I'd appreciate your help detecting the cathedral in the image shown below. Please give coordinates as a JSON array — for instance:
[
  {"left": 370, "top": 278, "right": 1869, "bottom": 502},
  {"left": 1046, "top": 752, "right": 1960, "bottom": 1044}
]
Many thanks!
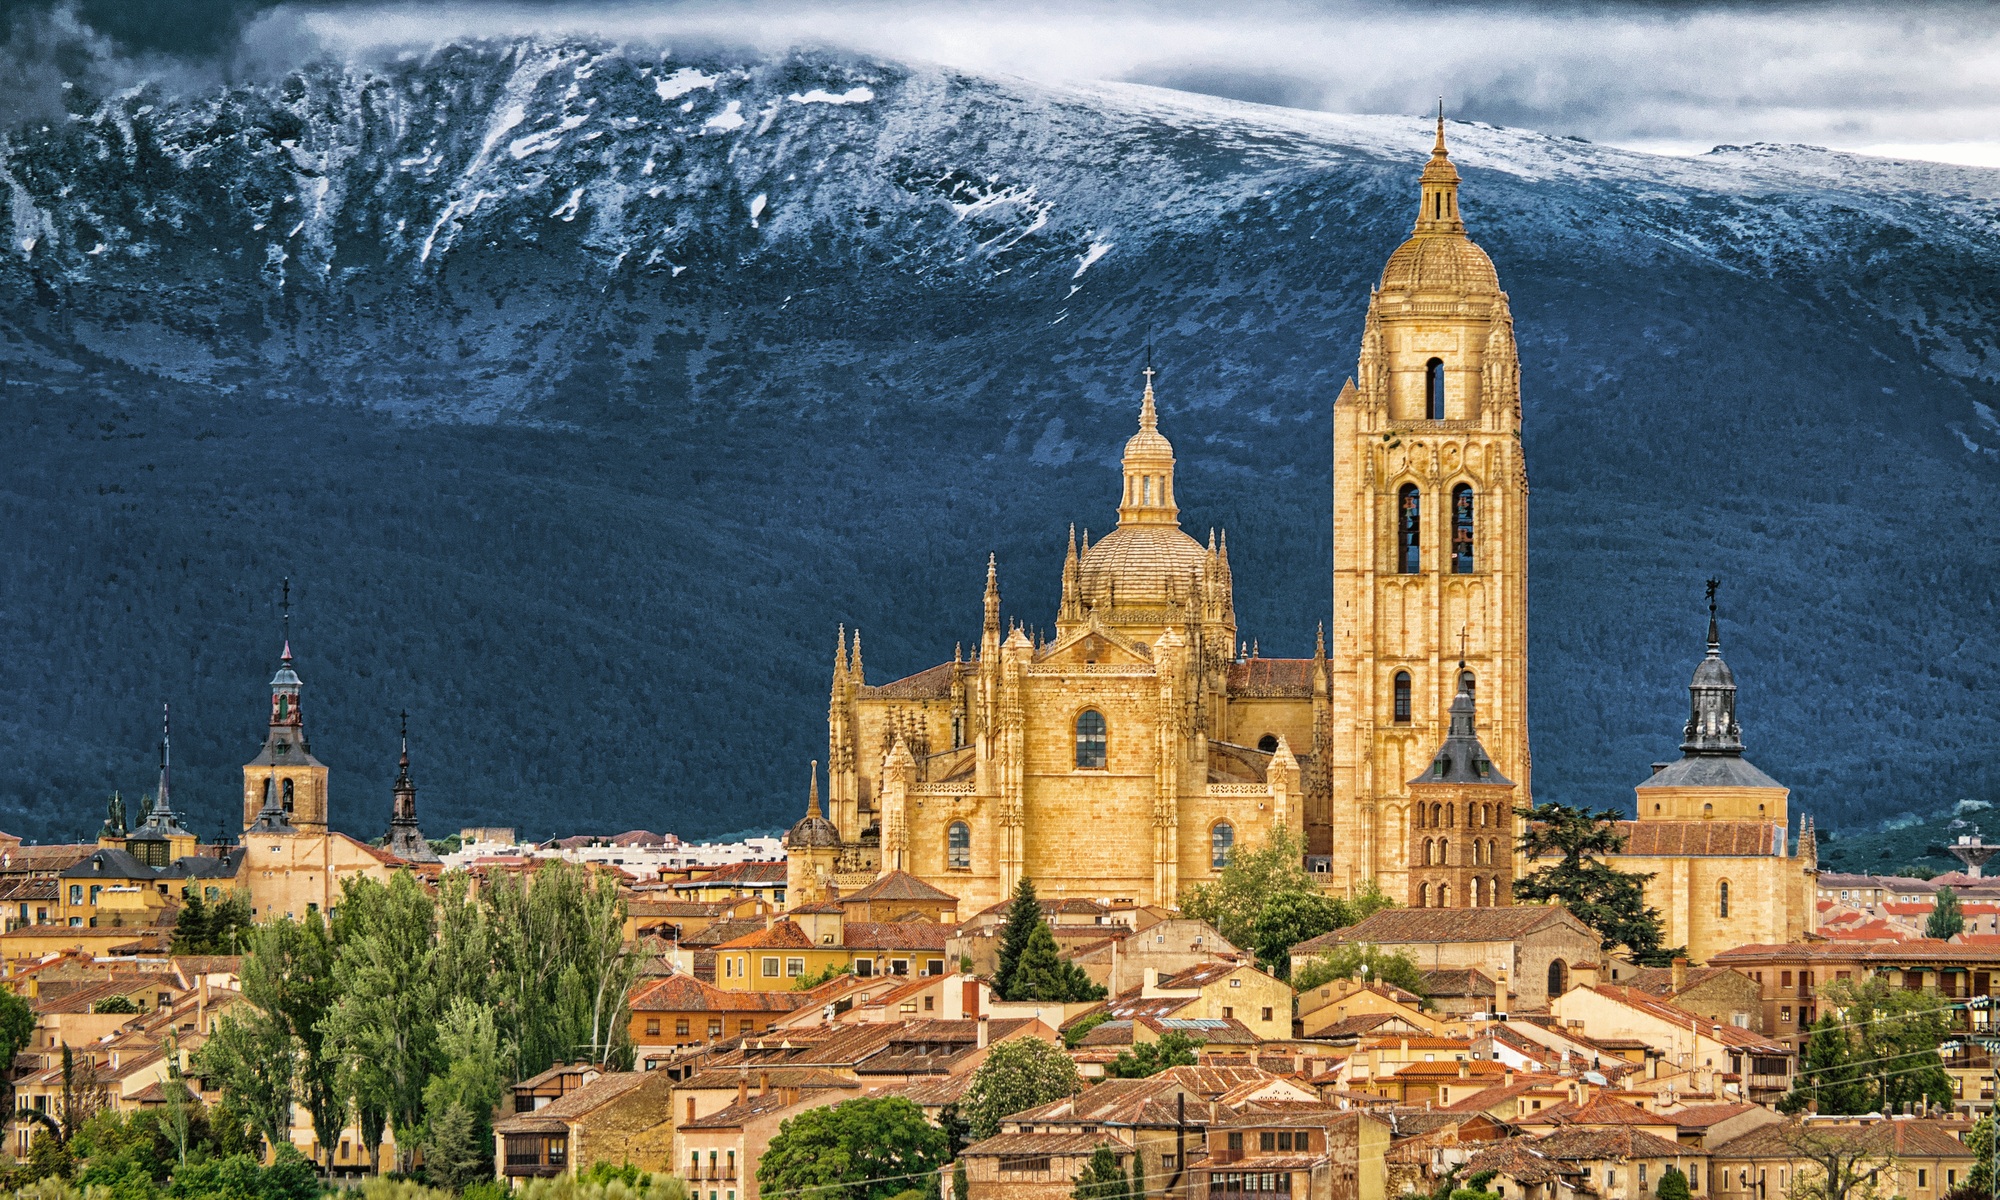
[
  {"left": 787, "top": 117, "right": 1526, "bottom": 914},
  {"left": 785, "top": 118, "right": 1817, "bottom": 941}
]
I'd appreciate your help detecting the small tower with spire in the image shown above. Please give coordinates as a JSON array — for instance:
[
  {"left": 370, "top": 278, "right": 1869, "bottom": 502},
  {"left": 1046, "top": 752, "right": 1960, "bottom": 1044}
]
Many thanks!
[
  {"left": 242, "top": 578, "right": 330, "bottom": 834},
  {"left": 1404, "top": 664, "right": 1517, "bottom": 909},
  {"left": 383, "top": 712, "right": 440, "bottom": 864},
  {"left": 784, "top": 761, "right": 842, "bottom": 907},
  {"left": 127, "top": 702, "right": 198, "bottom": 866}
]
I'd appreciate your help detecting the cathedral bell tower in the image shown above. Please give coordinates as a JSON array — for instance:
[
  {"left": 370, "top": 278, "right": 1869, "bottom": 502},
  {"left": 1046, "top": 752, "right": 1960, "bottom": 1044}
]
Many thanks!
[
  {"left": 1324, "top": 112, "right": 1530, "bottom": 902},
  {"left": 242, "top": 581, "right": 329, "bottom": 834}
]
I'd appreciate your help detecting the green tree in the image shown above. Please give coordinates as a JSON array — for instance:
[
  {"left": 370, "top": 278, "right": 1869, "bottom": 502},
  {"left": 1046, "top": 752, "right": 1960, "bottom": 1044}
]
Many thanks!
[
  {"left": 1105, "top": 1030, "right": 1201, "bottom": 1079},
  {"left": 1513, "top": 802, "right": 1677, "bottom": 964},
  {"left": 1657, "top": 1166, "right": 1692, "bottom": 1200},
  {"left": 962, "top": 1036, "right": 1082, "bottom": 1141},
  {"left": 193, "top": 1012, "right": 294, "bottom": 1155},
  {"left": 1248, "top": 889, "right": 1346, "bottom": 981},
  {"left": 0, "top": 985, "right": 38, "bottom": 1114},
  {"left": 994, "top": 877, "right": 1044, "bottom": 1003},
  {"left": 485, "top": 860, "right": 636, "bottom": 1079},
  {"left": 172, "top": 891, "right": 252, "bottom": 955},
  {"left": 1073, "top": 1145, "right": 1131, "bottom": 1200},
  {"left": 1180, "top": 827, "right": 1320, "bottom": 950},
  {"left": 1062, "top": 1011, "right": 1111, "bottom": 1049},
  {"left": 1008, "top": 922, "right": 1105, "bottom": 1003},
  {"left": 1291, "top": 945, "right": 1428, "bottom": 998},
  {"left": 1780, "top": 1012, "right": 1870, "bottom": 1115},
  {"left": 423, "top": 997, "right": 504, "bottom": 1183},
  {"left": 91, "top": 995, "right": 137, "bottom": 1014},
  {"left": 1927, "top": 887, "right": 1965, "bottom": 940},
  {"left": 237, "top": 909, "right": 343, "bottom": 1166},
  {"left": 794, "top": 961, "right": 854, "bottom": 990},
  {"left": 757, "top": 1097, "right": 949, "bottom": 1200},
  {"left": 325, "top": 870, "right": 442, "bottom": 1170},
  {"left": 1964, "top": 1112, "right": 1995, "bottom": 1196}
]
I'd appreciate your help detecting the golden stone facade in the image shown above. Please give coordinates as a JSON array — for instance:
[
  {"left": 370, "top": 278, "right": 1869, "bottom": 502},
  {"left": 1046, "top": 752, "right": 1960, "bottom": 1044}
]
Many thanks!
[{"left": 789, "top": 119, "right": 1523, "bottom": 914}]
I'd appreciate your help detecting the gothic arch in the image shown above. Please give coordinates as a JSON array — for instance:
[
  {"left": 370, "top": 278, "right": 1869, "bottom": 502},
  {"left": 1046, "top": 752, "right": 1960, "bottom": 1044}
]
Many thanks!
[
  {"left": 947, "top": 822, "right": 971, "bottom": 871},
  {"left": 1073, "top": 708, "right": 1108, "bottom": 769}
]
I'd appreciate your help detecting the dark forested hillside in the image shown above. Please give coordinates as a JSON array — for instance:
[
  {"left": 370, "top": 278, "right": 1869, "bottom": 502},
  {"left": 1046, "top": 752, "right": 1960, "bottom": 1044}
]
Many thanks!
[{"left": 0, "top": 43, "right": 1996, "bottom": 843}]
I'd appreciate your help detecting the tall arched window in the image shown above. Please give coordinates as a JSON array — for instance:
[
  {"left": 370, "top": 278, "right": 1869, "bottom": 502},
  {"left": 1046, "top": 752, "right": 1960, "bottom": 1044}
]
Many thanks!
[
  {"left": 1452, "top": 484, "right": 1475, "bottom": 573},
  {"left": 1439, "top": 839, "right": 1449, "bottom": 865},
  {"left": 1211, "top": 822, "right": 1235, "bottom": 870},
  {"left": 1075, "top": 710, "right": 1107, "bottom": 769},
  {"left": 1417, "top": 883, "right": 1430, "bottom": 908},
  {"left": 1447, "top": 804, "right": 1456, "bottom": 829},
  {"left": 1471, "top": 877, "right": 1483, "bottom": 906},
  {"left": 947, "top": 822, "right": 971, "bottom": 871},
  {"left": 1429, "top": 802, "right": 1441, "bottom": 828},
  {"left": 1398, "top": 485, "right": 1422, "bottom": 573},
  {"left": 1461, "top": 670, "right": 1476, "bottom": 703},
  {"left": 1718, "top": 880, "right": 1731, "bottom": 918},
  {"left": 1394, "top": 672, "right": 1413, "bottom": 723},
  {"left": 1548, "top": 960, "right": 1568, "bottom": 998},
  {"left": 1439, "top": 883, "right": 1452, "bottom": 907},
  {"left": 1425, "top": 358, "right": 1446, "bottom": 420},
  {"left": 1422, "top": 839, "right": 1433, "bottom": 866},
  {"left": 282, "top": 778, "right": 295, "bottom": 813}
]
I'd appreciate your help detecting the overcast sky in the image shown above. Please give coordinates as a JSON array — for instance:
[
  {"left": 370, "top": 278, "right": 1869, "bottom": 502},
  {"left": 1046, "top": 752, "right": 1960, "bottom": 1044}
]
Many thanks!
[{"left": 23, "top": 0, "right": 2000, "bottom": 166}]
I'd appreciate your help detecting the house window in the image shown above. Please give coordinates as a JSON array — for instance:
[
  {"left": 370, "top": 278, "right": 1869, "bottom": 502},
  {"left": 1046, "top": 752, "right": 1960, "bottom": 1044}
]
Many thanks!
[
  {"left": 1261, "top": 1007, "right": 1273, "bottom": 1022},
  {"left": 786, "top": 958, "right": 805, "bottom": 977},
  {"left": 927, "top": 959, "right": 945, "bottom": 976},
  {"left": 1451, "top": 484, "right": 1474, "bottom": 573},
  {"left": 1394, "top": 672, "right": 1412, "bottom": 723},
  {"left": 1211, "top": 822, "right": 1235, "bottom": 869},
  {"left": 708, "top": 1019, "right": 723, "bottom": 1037},
  {"left": 645, "top": 1018, "right": 661, "bottom": 1037},
  {"left": 1781, "top": 1006, "right": 1792, "bottom": 1023},
  {"left": 68, "top": 886, "right": 81, "bottom": 906},
  {"left": 739, "top": 1019, "right": 754, "bottom": 1035},
  {"left": 948, "top": 822, "right": 971, "bottom": 871},
  {"left": 676, "top": 1019, "right": 690, "bottom": 1037},
  {"left": 1075, "top": 710, "right": 1107, "bottom": 769},
  {"left": 1398, "top": 484, "right": 1422, "bottom": 572}
]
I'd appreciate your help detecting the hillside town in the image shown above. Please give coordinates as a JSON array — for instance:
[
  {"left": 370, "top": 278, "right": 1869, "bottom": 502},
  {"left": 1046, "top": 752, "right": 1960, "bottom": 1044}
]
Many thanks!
[{"left": 4, "top": 122, "right": 1991, "bottom": 1200}]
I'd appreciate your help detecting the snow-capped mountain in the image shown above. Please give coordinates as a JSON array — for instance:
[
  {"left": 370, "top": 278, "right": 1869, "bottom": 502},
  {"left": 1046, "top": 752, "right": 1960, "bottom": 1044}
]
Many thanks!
[{"left": 2, "top": 42, "right": 1996, "bottom": 844}]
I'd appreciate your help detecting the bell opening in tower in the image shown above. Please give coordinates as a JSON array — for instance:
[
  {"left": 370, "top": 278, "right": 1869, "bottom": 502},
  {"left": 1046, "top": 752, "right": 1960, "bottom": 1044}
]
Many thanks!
[
  {"left": 1398, "top": 484, "right": 1422, "bottom": 573},
  {"left": 1425, "top": 357, "right": 1445, "bottom": 420}
]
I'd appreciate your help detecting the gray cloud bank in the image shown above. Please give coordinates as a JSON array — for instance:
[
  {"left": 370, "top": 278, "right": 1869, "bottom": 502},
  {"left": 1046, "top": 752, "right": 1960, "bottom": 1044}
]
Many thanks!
[{"left": 10, "top": 0, "right": 2000, "bottom": 165}]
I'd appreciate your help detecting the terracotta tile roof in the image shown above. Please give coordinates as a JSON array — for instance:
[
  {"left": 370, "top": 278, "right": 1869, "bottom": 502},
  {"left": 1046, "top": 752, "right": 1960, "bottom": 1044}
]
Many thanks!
[
  {"left": 1445, "top": 1077, "right": 1570, "bottom": 1113},
  {"left": 1421, "top": 968, "right": 1497, "bottom": 997},
  {"left": 1664, "top": 1103, "right": 1760, "bottom": 1128},
  {"left": 962, "top": 1131, "right": 1124, "bottom": 1157},
  {"left": 685, "top": 861, "right": 788, "bottom": 887},
  {"left": 1101, "top": 994, "right": 1198, "bottom": 1021},
  {"left": 1156, "top": 962, "right": 1249, "bottom": 989},
  {"left": 1516, "top": 1094, "right": 1665, "bottom": 1128},
  {"left": 1711, "top": 1119, "right": 1975, "bottom": 1161},
  {"left": 1296, "top": 906, "right": 1585, "bottom": 954},
  {"left": 686, "top": 918, "right": 774, "bottom": 948},
  {"left": 1464, "top": 1140, "right": 1584, "bottom": 1184},
  {"left": 1610, "top": 821, "right": 1785, "bottom": 857},
  {"left": 716, "top": 920, "right": 815, "bottom": 951},
  {"left": 841, "top": 871, "right": 960, "bottom": 905},
  {"left": 1312, "top": 1014, "right": 1410, "bottom": 1039},
  {"left": 628, "top": 899, "right": 736, "bottom": 918},
  {"left": 492, "top": 1071, "right": 654, "bottom": 1133},
  {"left": 1532, "top": 1126, "right": 1688, "bottom": 1161},
  {"left": 868, "top": 1073, "right": 974, "bottom": 1108},
  {"left": 1584, "top": 986, "right": 1787, "bottom": 1052},
  {"left": 680, "top": 1090, "right": 817, "bottom": 1129},
  {"left": 1227, "top": 658, "right": 1317, "bottom": 698},
  {"left": 629, "top": 975, "right": 807, "bottom": 1013},
  {"left": 680, "top": 1066, "right": 859, "bottom": 1092},
  {"left": 868, "top": 663, "right": 957, "bottom": 700},
  {"left": 0, "top": 845, "right": 96, "bottom": 875},
  {"left": 841, "top": 922, "right": 953, "bottom": 951}
]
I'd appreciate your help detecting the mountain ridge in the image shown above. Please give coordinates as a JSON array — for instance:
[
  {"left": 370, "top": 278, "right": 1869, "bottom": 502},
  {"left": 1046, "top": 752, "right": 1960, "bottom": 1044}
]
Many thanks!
[{"left": 0, "top": 40, "right": 1995, "bottom": 844}]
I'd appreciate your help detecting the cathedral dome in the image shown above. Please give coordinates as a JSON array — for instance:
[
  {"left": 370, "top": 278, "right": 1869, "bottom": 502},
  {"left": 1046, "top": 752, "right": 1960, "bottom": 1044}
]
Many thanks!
[
  {"left": 785, "top": 813, "right": 841, "bottom": 850},
  {"left": 1691, "top": 654, "right": 1736, "bottom": 689},
  {"left": 1379, "top": 234, "right": 1500, "bottom": 295},
  {"left": 1080, "top": 523, "right": 1208, "bottom": 608}
]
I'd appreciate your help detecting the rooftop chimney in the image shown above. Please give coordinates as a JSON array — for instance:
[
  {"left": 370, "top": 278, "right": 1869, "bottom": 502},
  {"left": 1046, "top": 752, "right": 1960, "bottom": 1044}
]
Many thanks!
[
  {"left": 1671, "top": 957, "right": 1689, "bottom": 994},
  {"left": 978, "top": 1014, "right": 990, "bottom": 1049}
]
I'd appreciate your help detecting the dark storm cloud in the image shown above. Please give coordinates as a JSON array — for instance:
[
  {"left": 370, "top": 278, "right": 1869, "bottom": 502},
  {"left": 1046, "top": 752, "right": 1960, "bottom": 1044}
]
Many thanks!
[{"left": 6, "top": 0, "right": 2000, "bottom": 162}]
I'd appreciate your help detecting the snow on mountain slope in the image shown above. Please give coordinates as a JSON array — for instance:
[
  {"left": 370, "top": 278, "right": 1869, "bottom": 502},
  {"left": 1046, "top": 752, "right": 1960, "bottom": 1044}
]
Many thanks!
[{"left": 0, "top": 41, "right": 1995, "bottom": 843}]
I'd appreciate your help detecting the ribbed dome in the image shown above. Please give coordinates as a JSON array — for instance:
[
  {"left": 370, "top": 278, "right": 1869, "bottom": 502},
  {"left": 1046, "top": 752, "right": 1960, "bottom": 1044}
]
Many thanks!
[
  {"left": 1123, "top": 425, "right": 1174, "bottom": 459},
  {"left": 785, "top": 814, "right": 840, "bottom": 849},
  {"left": 1379, "top": 234, "right": 1500, "bottom": 295},
  {"left": 1080, "top": 524, "right": 1208, "bottom": 607},
  {"left": 1691, "top": 655, "right": 1736, "bottom": 688}
]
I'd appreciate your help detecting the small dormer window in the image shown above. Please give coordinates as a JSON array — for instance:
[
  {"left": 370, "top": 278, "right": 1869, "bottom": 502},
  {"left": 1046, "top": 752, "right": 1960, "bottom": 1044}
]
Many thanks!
[{"left": 275, "top": 742, "right": 289, "bottom": 756}]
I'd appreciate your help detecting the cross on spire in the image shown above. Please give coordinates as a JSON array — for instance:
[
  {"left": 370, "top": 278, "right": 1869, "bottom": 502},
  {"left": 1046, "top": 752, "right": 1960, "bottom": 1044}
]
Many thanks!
[
  {"left": 280, "top": 577, "right": 293, "bottom": 662},
  {"left": 1457, "top": 625, "right": 1469, "bottom": 664}
]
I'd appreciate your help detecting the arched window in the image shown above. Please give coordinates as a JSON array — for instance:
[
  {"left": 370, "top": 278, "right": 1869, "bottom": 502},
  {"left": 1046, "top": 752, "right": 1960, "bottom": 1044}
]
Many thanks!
[
  {"left": 1702, "top": 802, "right": 1714, "bottom": 817},
  {"left": 1257, "top": 734, "right": 1279, "bottom": 754},
  {"left": 263, "top": 777, "right": 274, "bottom": 808},
  {"left": 1075, "top": 710, "right": 1107, "bottom": 769},
  {"left": 1422, "top": 839, "right": 1433, "bottom": 866},
  {"left": 1439, "top": 839, "right": 1449, "bottom": 865},
  {"left": 1471, "top": 877, "right": 1483, "bottom": 906},
  {"left": 1395, "top": 672, "right": 1413, "bottom": 723},
  {"left": 1211, "top": 822, "right": 1235, "bottom": 870},
  {"left": 1425, "top": 358, "right": 1445, "bottom": 420},
  {"left": 1447, "top": 804, "right": 1456, "bottom": 829},
  {"left": 1719, "top": 880, "right": 1731, "bottom": 919},
  {"left": 282, "top": 778, "right": 295, "bottom": 813},
  {"left": 947, "top": 822, "right": 971, "bottom": 871},
  {"left": 1398, "top": 485, "right": 1422, "bottom": 573},
  {"left": 1417, "top": 883, "right": 1430, "bottom": 908},
  {"left": 1430, "top": 802, "right": 1442, "bottom": 828},
  {"left": 1439, "top": 883, "right": 1452, "bottom": 907},
  {"left": 1460, "top": 670, "right": 1476, "bottom": 703},
  {"left": 1548, "top": 960, "right": 1568, "bottom": 998},
  {"left": 1452, "top": 484, "right": 1475, "bottom": 573}
]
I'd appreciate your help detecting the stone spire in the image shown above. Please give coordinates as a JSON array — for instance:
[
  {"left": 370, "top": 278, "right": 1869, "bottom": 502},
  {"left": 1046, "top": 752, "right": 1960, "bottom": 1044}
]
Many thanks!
[
  {"left": 850, "top": 628, "right": 864, "bottom": 686},
  {"left": 785, "top": 760, "right": 840, "bottom": 850},
  {"left": 1415, "top": 99, "right": 1466, "bottom": 236},
  {"left": 1059, "top": 525, "right": 1083, "bottom": 624},
  {"left": 247, "top": 767, "right": 296, "bottom": 834},
  {"left": 1681, "top": 578, "right": 1744, "bottom": 755},
  {"left": 384, "top": 710, "right": 440, "bottom": 863},
  {"left": 983, "top": 554, "right": 1001, "bottom": 637},
  {"left": 1411, "top": 672, "right": 1513, "bottom": 787}
]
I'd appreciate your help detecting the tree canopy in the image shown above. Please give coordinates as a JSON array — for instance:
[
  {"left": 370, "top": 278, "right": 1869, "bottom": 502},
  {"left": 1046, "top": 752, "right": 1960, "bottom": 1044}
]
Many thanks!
[
  {"left": 1292, "top": 944, "right": 1427, "bottom": 997},
  {"left": 1779, "top": 977, "right": 1954, "bottom": 1114},
  {"left": 1105, "top": 1031, "right": 1201, "bottom": 1079},
  {"left": 1513, "top": 802, "right": 1678, "bottom": 965},
  {"left": 962, "top": 1037, "right": 1082, "bottom": 1141},
  {"left": 757, "top": 1097, "right": 949, "bottom": 1200},
  {"left": 1927, "top": 887, "right": 1965, "bottom": 940},
  {"left": 1180, "top": 827, "right": 1393, "bottom": 978}
]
